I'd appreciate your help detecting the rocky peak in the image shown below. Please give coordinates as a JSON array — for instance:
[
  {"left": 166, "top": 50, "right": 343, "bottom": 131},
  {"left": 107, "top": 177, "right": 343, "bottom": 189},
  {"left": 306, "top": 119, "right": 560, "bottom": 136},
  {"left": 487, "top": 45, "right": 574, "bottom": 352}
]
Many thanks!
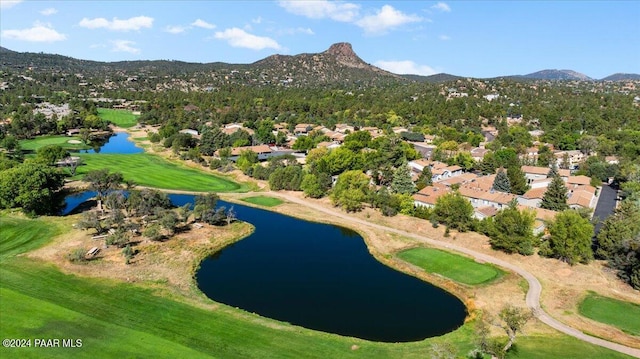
[{"left": 322, "top": 42, "right": 368, "bottom": 69}]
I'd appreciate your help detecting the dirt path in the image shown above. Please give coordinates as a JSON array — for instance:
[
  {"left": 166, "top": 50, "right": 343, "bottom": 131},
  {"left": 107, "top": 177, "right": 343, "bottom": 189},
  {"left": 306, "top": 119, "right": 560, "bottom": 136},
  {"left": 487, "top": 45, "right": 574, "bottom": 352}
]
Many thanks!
[{"left": 269, "top": 191, "right": 640, "bottom": 358}]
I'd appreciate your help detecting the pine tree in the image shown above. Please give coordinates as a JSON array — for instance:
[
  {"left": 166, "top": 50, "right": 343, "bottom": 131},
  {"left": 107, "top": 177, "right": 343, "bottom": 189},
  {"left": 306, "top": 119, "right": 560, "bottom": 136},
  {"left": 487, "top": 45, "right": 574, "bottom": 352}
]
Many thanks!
[
  {"left": 540, "top": 175, "right": 569, "bottom": 211},
  {"left": 492, "top": 169, "right": 511, "bottom": 192},
  {"left": 507, "top": 165, "right": 530, "bottom": 195},
  {"left": 415, "top": 166, "right": 433, "bottom": 190},
  {"left": 391, "top": 164, "right": 416, "bottom": 194},
  {"left": 548, "top": 163, "right": 559, "bottom": 178}
]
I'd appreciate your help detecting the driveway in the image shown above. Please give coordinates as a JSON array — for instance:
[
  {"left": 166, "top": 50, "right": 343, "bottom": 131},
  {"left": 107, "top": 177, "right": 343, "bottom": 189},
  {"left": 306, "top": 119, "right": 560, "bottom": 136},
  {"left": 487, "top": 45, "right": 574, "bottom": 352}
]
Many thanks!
[{"left": 593, "top": 184, "right": 618, "bottom": 234}]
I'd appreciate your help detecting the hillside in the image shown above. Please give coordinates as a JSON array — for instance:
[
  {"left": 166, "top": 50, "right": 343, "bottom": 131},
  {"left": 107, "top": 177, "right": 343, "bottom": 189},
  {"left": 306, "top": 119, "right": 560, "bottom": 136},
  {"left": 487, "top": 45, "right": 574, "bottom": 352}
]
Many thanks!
[
  {"left": 601, "top": 73, "right": 640, "bottom": 81},
  {"left": 522, "top": 69, "right": 593, "bottom": 81}
]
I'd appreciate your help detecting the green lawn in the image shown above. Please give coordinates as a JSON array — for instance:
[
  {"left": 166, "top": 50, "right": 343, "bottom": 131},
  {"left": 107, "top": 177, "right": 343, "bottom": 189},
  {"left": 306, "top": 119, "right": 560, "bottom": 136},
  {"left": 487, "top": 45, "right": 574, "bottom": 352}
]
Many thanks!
[
  {"left": 75, "top": 153, "right": 246, "bottom": 192},
  {"left": 20, "top": 135, "right": 90, "bottom": 152},
  {"left": 397, "top": 247, "right": 503, "bottom": 286},
  {"left": 0, "top": 215, "right": 633, "bottom": 359},
  {"left": 578, "top": 292, "right": 640, "bottom": 336},
  {"left": 0, "top": 216, "right": 63, "bottom": 259},
  {"left": 241, "top": 196, "right": 284, "bottom": 207},
  {"left": 97, "top": 108, "right": 139, "bottom": 128}
]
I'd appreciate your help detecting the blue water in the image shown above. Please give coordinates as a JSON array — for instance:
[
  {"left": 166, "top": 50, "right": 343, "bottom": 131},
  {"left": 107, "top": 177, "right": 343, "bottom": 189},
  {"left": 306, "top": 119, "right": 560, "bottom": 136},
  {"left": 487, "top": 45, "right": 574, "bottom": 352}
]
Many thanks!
[
  {"left": 63, "top": 193, "right": 467, "bottom": 342},
  {"left": 85, "top": 132, "right": 143, "bottom": 154}
]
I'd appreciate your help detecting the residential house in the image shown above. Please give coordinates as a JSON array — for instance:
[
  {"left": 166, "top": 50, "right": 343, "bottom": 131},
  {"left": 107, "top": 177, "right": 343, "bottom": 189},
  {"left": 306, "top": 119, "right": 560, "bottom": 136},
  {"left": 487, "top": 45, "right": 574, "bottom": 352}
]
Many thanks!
[
  {"left": 518, "top": 187, "right": 547, "bottom": 208},
  {"left": 522, "top": 165, "right": 570, "bottom": 183},
  {"left": 413, "top": 185, "right": 451, "bottom": 208},
  {"left": 458, "top": 186, "right": 516, "bottom": 209},
  {"left": 474, "top": 206, "right": 498, "bottom": 220},
  {"left": 409, "top": 142, "right": 437, "bottom": 159},
  {"left": 470, "top": 147, "right": 489, "bottom": 162},
  {"left": 218, "top": 145, "right": 274, "bottom": 162}
]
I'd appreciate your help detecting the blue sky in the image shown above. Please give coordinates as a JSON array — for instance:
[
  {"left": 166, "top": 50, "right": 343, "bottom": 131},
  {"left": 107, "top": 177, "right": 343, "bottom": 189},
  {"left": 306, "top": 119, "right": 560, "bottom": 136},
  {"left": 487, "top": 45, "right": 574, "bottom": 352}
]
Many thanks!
[{"left": 1, "top": 0, "right": 638, "bottom": 79}]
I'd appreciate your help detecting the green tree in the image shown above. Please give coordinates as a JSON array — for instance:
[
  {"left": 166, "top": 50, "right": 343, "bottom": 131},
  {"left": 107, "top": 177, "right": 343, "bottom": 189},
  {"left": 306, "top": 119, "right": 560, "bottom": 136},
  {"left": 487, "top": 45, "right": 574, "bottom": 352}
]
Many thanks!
[
  {"left": 492, "top": 169, "right": 511, "bottom": 192},
  {"left": 330, "top": 170, "right": 370, "bottom": 212},
  {"left": 540, "top": 174, "right": 569, "bottom": 211},
  {"left": 433, "top": 191, "right": 475, "bottom": 232},
  {"left": 236, "top": 149, "right": 258, "bottom": 173},
  {"left": 83, "top": 169, "right": 124, "bottom": 212},
  {"left": 507, "top": 165, "right": 529, "bottom": 195},
  {"left": 390, "top": 164, "right": 416, "bottom": 194},
  {"left": 36, "top": 144, "right": 70, "bottom": 165},
  {"left": 544, "top": 210, "right": 594, "bottom": 265},
  {"left": 301, "top": 173, "right": 325, "bottom": 198},
  {"left": 485, "top": 205, "right": 536, "bottom": 255},
  {"left": 415, "top": 166, "right": 433, "bottom": 190},
  {"left": 269, "top": 165, "right": 303, "bottom": 190},
  {"left": 0, "top": 163, "right": 65, "bottom": 215}
]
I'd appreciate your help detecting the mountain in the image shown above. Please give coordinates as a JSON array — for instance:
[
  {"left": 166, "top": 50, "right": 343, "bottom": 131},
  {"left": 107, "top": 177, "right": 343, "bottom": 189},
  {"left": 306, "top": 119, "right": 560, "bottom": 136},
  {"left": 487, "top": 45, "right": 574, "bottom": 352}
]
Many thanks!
[
  {"left": 0, "top": 43, "right": 404, "bottom": 87},
  {"left": 522, "top": 69, "right": 593, "bottom": 81},
  {"left": 252, "top": 42, "right": 403, "bottom": 85},
  {"left": 601, "top": 73, "right": 640, "bottom": 81}
]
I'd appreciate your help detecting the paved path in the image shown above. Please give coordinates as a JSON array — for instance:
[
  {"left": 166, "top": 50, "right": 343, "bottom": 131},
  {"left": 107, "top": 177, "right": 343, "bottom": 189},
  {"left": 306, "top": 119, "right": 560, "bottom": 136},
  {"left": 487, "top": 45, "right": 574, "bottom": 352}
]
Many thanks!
[{"left": 270, "top": 192, "right": 640, "bottom": 358}]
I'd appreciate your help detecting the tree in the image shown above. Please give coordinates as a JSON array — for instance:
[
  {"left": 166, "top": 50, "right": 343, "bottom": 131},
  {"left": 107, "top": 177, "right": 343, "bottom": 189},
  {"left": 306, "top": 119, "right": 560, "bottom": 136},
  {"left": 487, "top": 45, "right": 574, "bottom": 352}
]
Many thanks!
[
  {"left": 484, "top": 205, "right": 536, "bottom": 255},
  {"left": 433, "top": 191, "right": 475, "bottom": 232},
  {"left": 269, "top": 165, "right": 303, "bottom": 191},
  {"left": 544, "top": 210, "right": 594, "bottom": 265},
  {"left": 497, "top": 305, "right": 532, "bottom": 353},
  {"left": 0, "top": 163, "right": 65, "bottom": 215},
  {"left": 507, "top": 165, "right": 529, "bottom": 195},
  {"left": 301, "top": 173, "right": 326, "bottom": 198},
  {"left": 236, "top": 149, "right": 258, "bottom": 173},
  {"left": 540, "top": 174, "right": 569, "bottom": 211},
  {"left": 83, "top": 169, "right": 124, "bottom": 212},
  {"left": 415, "top": 166, "right": 433, "bottom": 190},
  {"left": 390, "top": 164, "right": 416, "bottom": 194},
  {"left": 330, "top": 170, "right": 370, "bottom": 212},
  {"left": 492, "top": 169, "right": 511, "bottom": 193},
  {"left": 36, "top": 144, "right": 70, "bottom": 165}
]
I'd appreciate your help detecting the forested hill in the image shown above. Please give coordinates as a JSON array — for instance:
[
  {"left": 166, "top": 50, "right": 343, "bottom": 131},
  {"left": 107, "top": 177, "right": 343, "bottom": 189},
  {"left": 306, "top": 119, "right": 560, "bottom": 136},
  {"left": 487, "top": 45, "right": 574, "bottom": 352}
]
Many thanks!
[{"left": 0, "top": 43, "right": 405, "bottom": 87}]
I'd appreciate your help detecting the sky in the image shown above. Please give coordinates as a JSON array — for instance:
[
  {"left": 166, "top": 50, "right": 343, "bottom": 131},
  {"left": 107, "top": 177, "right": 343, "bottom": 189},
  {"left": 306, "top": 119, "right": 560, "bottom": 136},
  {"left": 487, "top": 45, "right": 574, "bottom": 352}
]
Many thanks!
[{"left": 1, "top": 0, "right": 639, "bottom": 79}]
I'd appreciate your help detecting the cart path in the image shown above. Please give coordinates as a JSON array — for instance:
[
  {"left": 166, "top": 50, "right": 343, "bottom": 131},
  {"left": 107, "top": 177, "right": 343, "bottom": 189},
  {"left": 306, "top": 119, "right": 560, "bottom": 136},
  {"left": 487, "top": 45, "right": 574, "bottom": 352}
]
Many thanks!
[{"left": 270, "top": 192, "right": 640, "bottom": 358}]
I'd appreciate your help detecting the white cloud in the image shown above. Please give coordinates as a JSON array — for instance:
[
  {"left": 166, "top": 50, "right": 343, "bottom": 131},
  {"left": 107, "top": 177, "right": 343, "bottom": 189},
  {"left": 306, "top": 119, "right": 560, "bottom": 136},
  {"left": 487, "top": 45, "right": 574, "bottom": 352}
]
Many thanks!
[
  {"left": 278, "top": 0, "right": 360, "bottom": 22},
  {"left": 165, "top": 25, "right": 187, "bottom": 34},
  {"left": 252, "top": 16, "right": 263, "bottom": 24},
  {"left": 110, "top": 40, "right": 140, "bottom": 54},
  {"left": 375, "top": 60, "right": 437, "bottom": 76},
  {"left": 439, "top": 34, "right": 450, "bottom": 40},
  {"left": 79, "top": 16, "right": 153, "bottom": 31},
  {"left": 191, "top": 19, "right": 215, "bottom": 29},
  {"left": 40, "top": 7, "right": 57, "bottom": 16},
  {"left": 356, "top": 5, "right": 421, "bottom": 34},
  {"left": 432, "top": 2, "right": 451, "bottom": 12},
  {"left": 0, "top": 0, "right": 23, "bottom": 9},
  {"left": 278, "top": 27, "right": 315, "bottom": 36},
  {"left": 214, "top": 28, "right": 281, "bottom": 50},
  {"left": 1, "top": 24, "right": 66, "bottom": 42}
]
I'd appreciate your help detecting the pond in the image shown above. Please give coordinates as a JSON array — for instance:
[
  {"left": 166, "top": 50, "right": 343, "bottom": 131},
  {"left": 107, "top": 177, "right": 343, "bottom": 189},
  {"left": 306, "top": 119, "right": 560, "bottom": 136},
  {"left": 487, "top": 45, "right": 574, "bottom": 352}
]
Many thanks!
[
  {"left": 62, "top": 193, "right": 467, "bottom": 342},
  {"left": 85, "top": 132, "right": 143, "bottom": 154}
]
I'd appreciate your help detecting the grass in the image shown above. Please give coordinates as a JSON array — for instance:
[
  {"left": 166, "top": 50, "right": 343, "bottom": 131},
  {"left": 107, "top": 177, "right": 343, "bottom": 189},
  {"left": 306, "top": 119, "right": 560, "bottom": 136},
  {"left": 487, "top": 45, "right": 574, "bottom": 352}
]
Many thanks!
[
  {"left": 20, "top": 135, "right": 90, "bottom": 152},
  {"left": 97, "top": 108, "right": 139, "bottom": 128},
  {"left": 397, "top": 247, "right": 503, "bottom": 286},
  {"left": 0, "top": 215, "right": 634, "bottom": 359},
  {"left": 0, "top": 216, "right": 63, "bottom": 260},
  {"left": 578, "top": 292, "right": 640, "bottom": 336},
  {"left": 241, "top": 196, "right": 284, "bottom": 207},
  {"left": 75, "top": 153, "right": 246, "bottom": 192}
]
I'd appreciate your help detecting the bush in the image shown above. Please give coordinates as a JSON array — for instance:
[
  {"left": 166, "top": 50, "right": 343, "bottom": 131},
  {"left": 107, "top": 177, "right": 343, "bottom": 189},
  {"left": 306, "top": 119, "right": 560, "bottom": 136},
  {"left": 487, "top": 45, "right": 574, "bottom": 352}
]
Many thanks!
[{"left": 67, "top": 248, "right": 87, "bottom": 263}]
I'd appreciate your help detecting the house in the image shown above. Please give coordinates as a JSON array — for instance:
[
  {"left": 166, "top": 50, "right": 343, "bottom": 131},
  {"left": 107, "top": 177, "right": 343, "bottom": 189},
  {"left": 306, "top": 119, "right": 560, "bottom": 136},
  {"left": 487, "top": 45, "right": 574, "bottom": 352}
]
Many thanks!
[
  {"left": 407, "top": 159, "right": 432, "bottom": 174},
  {"left": 458, "top": 186, "right": 516, "bottom": 209},
  {"left": 470, "top": 147, "right": 489, "bottom": 162},
  {"left": 413, "top": 185, "right": 450, "bottom": 208},
  {"left": 474, "top": 206, "right": 498, "bottom": 220},
  {"left": 294, "top": 124, "right": 314, "bottom": 135},
  {"left": 437, "top": 173, "right": 479, "bottom": 188},
  {"left": 522, "top": 165, "right": 570, "bottom": 183},
  {"left": 566, "top": 175, "right": 591, "bottom": 186},
  {"left": 518, "top": 187, "right": 547, "bottom": 208},
  {"left": 218, "top": 145, "right": 274, "bottom": 162},
  {"left": 409, "top": 142, "right": 437, "bottom": 159},
  {"left": 334, "top": 123, "right": 355, "bottom": 134},
  {"left": 462, "top": 174, "right": 496, "bottom": 192},
  {"left": 431, "top": 163, "right": 463, "bottom": 181},
  {"left": 223, "top": 123, "right": 255, "bottom": 136},
  {"left": 518, "top": 206, "right": 558, "bottom": 234},
  {"left": 554, "top": 150, "right": 585, "bottom": 169},
  {"left": 530, "top": 177, "right": 552, "bottom": 189},
  {"left": 179, "top": 129, "right": 199, "bottom": 137}
]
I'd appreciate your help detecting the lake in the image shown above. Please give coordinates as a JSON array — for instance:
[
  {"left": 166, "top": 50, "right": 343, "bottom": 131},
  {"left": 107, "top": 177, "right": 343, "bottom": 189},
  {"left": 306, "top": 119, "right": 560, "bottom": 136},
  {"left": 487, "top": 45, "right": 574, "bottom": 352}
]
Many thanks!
[
  {"left": 62, "top": 193, "right": 467, "bottom": 342},
  {"left": 85, "top": 132, "right": 143, "bottom": 154}
]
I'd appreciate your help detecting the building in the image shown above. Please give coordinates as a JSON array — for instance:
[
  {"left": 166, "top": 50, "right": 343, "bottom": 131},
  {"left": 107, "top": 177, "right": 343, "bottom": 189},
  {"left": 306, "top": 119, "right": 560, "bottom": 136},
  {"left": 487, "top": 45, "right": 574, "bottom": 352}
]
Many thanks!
[{"left": 413, "top": 185, "right": 450, "bottom": 208}]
